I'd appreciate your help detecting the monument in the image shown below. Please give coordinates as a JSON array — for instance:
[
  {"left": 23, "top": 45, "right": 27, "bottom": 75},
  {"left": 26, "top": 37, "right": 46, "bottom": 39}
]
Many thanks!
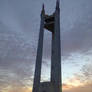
[{"left": 32, "top": 0, "right": 61, "bottom": 92}]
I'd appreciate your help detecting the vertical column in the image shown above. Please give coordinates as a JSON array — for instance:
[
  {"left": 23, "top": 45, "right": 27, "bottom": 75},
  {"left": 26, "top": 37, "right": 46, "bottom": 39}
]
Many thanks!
[
  {"left": 32, "top": 5, "right": 45, "bottom": 92},
  {"left": 51, "top": 0, "right": 61, "bottom": 92}
]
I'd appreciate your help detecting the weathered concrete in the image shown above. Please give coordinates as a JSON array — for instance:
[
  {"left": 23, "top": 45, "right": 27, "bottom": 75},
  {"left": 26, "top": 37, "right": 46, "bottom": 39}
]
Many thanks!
[
  {"left": 32, "top": 0, "right": 61, "bottom": 92},
  {"left": 39, "top": 82, "right": 54, "bottom": 92},
  {"left": 32, "top": 6, "right": 45, "bottom": 92},
  {"left": 51, "top": 1, "right": 61, "bottom": 92}
]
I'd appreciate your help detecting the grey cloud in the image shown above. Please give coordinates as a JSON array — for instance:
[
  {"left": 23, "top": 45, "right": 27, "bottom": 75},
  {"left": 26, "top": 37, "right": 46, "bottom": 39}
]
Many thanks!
[
  {"left": 0, "top": 0, "right": 92, "bottom": 91},
  {"left": 80, "top": 63, "right": 92, "bottom": 81},
  {"left": 62, "top": 5, "right": 92, "bottom": 56}
]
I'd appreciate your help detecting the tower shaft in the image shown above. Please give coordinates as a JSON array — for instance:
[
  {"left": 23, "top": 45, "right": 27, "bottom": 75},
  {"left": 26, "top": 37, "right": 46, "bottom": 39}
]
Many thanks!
[
  {"left": 51, "top": 5, "right": 61, "bottom": 92},
  {"left": 32, "top": 10, "right": 44, "bottom": 92}
]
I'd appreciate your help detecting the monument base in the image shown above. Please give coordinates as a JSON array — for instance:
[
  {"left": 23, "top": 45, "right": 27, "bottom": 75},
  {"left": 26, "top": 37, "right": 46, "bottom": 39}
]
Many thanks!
[{"left": 39, "top": 82, "right": 54, "bottom": 92}]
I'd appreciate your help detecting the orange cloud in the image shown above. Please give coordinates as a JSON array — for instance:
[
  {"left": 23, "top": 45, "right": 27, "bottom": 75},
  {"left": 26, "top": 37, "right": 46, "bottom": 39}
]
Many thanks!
[
  {"left": 1, "top": 86, "right": 32, "bottom": 92},
  {"left": 62, "top": 75, "right": 92, "bottom": 92},
  {"left": 63, "top": 76, "right": 84, "bottom": 90},
  {"left": 62, "top": 83, "right": 74, "bottom": 90},
  {"left": 63, "top": 83, "right": 92, "bottom": 92}
]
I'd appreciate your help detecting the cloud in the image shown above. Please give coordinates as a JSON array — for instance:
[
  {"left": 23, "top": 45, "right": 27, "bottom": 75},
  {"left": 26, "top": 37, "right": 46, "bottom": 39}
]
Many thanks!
[
  {"left": 62, "top": 62, "right": 92, "bottom": 92},
  {"left": 63, "top": 83, "right": 92, "bottom": 92},
  {"left": 77, "top": 62, "right": 92, "bottom": 82},
  {"left": 63, "top": 74, "right": 92, "bottom": 92},
  {"left": 62, "top": 13, "right": 92, "bottom": 56},
  {"left": 0, "top": 0, "right": 92, "bottom": 91}
]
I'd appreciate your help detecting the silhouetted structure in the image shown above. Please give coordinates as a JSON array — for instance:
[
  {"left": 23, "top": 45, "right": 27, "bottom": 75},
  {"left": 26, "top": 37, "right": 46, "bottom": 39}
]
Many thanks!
[{"left": 32, "top": 0, "right": 61, "bottom": 92}]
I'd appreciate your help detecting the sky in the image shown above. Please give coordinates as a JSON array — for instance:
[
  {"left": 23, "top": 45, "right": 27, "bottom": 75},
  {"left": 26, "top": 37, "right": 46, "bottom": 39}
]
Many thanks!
[{"left": 0, "top": 0, "right": 92, "bottom": 92}]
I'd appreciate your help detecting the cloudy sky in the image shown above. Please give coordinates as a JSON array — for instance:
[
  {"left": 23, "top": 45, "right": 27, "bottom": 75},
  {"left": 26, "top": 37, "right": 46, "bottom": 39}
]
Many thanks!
[{"left": 0, "top": 0, "right": 92, "bottom": 92}]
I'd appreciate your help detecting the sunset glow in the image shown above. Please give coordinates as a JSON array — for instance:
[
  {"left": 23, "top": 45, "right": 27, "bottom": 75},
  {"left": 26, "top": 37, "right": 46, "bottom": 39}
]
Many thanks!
[{"left": 63, "top": 77, "right": 84, "bottom": 90}]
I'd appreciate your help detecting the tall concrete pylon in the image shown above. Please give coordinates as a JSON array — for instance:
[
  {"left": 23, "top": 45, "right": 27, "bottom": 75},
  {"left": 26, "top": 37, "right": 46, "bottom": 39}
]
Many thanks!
[
  {"left": 32, "top": 0, "right": 61, "bottom": 92},
  {"left": 51, "top": 0, "right": 61, "bottom": 92}
]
